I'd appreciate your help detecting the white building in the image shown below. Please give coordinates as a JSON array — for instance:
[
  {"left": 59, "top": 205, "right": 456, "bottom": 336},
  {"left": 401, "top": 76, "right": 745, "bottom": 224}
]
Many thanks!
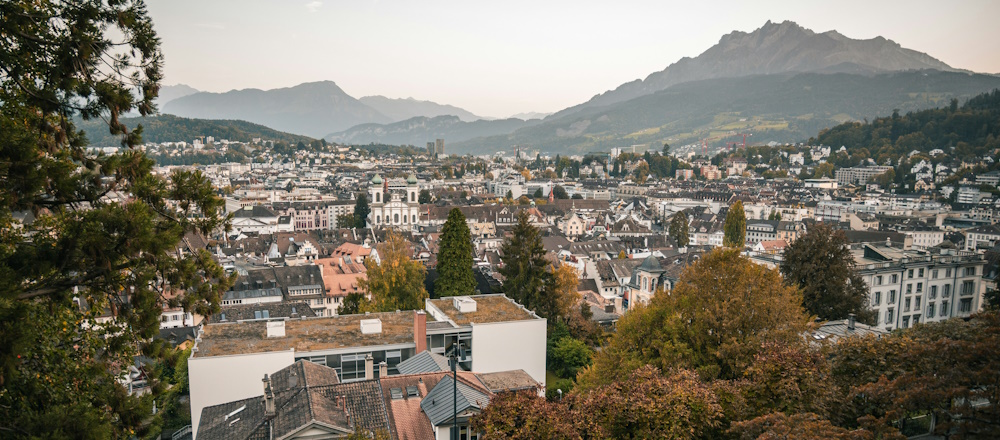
[
  {"left": 368, "top": 174, "right": 421, "bottom": 228},
  {"left": 188, "top": 295, "right": 546, "bottom": 436}
]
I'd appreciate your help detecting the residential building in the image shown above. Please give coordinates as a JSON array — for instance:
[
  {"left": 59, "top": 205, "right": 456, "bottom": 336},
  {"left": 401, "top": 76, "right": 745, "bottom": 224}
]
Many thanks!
[
  {"left": 965, "top": 224, "right": 1000, "bottom": 251},
  {"left": 835, "top": 166, "right": 893, "bottom": 186}
]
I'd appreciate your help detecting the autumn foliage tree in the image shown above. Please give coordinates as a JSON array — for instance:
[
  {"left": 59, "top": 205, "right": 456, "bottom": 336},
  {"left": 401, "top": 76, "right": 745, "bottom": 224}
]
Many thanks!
[{"left": 358, "top": 230, "right": 428, "bottom": 311}]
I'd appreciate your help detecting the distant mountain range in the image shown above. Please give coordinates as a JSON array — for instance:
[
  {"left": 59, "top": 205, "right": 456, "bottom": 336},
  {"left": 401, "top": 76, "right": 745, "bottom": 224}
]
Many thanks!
[
  {"left": 326, "top": 115, "right": 540, "bottom": 146},
  {"left": 151, "top": 20, "right": 1000, "bottom": 154},
  {"left": 78, "top": 114, "right": 313, "bottom": 147}
]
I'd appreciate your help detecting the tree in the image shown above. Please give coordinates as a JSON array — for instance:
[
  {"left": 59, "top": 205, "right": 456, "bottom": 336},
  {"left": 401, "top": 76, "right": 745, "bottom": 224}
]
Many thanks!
[
  {"left": 358, "top": 230, "right": 427, "bottom": 311},
  {"left": 768, "top": 210, "right": 783, "bottom": 221},
  {"left": 781, "top": 223, "right": 872, "bottom": 322},
  {"left": 548, "top": 337, "right": 593, "bottom": 379},
  {"left": 336, "top": 214, "right": 355, "bottom": 229},
  {"left": 577, "top": 248, "right": 808, "bottom": 387},
  {"left": 353, "top": 192, "right": 370, "bottom": 228},
  {"left": 499, "top": 211, "right": 551, "bottom": 316},
  {"left": 669, "top": 212, "right": 690, "bottom": 247},
  {"left": 533, "top": 188, "right": 543, "bottom": 198},
  {"left": 337, "top": 292, "right": 368, "bottom": 315},
  {"left": 436, "top": 208, "right": 476, "bottom": 297},
  {"left": 724, "top": 200, "right": 747, "bottom": 247},
  {"left": 418, "top": 189, "right": 432, "bottom": 204},
  {"left": 663, "top": 143, "right": 671, "bottom": 155},
  {"left": 730, "top": 413, "right": 874, "bottom": 440},
  {"left": 552, "top": 185, "right": 569, "bottom": 199},
  {"left": 472, "top": 391, "right": 580, "bottom": 439},
  {"left": 813, "top": 163, "right": 836, "bottom": 179},
  {"left": 1, "top": 1, "right": 233, "bottom": 437}
]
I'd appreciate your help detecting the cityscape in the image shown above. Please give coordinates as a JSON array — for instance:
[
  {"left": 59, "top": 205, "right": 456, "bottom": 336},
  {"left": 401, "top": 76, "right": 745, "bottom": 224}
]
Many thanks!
[{"left": 2, "top": 1, "right": 1000, "bottom": 440}]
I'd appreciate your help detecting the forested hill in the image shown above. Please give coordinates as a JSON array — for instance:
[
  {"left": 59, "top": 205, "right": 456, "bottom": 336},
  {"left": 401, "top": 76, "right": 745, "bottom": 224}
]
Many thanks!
[
  {"left": 814, "top": 89, "right": 1000, "bottom": 163},
  {"left": 78, "top": 114, "right": 314, "bottom": 147}
]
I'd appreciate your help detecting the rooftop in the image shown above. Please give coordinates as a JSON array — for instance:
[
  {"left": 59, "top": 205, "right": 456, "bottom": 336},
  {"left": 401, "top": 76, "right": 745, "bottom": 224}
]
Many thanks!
[
  {"left": 194, "top": 311, "right": 421, "bottom": 357},
  {"left": 427, "top": 295, "right": 539, "bottom": 326}
]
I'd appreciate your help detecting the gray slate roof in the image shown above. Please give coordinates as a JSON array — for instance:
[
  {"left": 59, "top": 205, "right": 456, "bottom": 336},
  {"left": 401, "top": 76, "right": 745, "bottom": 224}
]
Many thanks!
[
  {"left": 396, "top": 351, "right": 453, "bottom": 375},
  {"left": 419, "top": 375, "right": 489, "bottom": 426}
]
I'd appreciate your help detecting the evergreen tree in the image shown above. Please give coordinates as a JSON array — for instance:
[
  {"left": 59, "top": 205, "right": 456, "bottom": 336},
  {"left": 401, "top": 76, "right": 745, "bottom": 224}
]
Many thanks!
[
  {"left": 436, "top": 208, "right": 476, "bottom": 297},
  {"left": 723, "top": 200, "right": 747, "bottom": 247},
  {"left": 418, "top": 189, "right": 432, "bottom": 204},
  {"left": 781, "top": 223, "right": 873, "bottom": 322},
  {"left": 0, "top": 1, "right": 233, "bottom": 436},
  {"left": 354, "top": 192, "right": 370, "bottom": 228},
  {"left": 499, "top": 211, "right": 552, "bottom": 315},
  {"left": 669, "top": 212, "right": 690, "bottom": 247}
]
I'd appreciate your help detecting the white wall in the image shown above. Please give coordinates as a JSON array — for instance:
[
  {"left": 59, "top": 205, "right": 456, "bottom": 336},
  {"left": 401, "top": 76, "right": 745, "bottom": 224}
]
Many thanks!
[
  {"left": 188, "top": 349, "right": 295, "bottom": 439},
  {"left": 471, "top": 319, "right": 547, "bottom": 388}
]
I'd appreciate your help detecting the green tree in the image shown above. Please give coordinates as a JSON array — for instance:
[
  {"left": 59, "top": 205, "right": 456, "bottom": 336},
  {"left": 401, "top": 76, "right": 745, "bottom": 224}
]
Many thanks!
[
  {"left": 724, "top": 200, "right": 747, "bottom": 247},
  {"left": 358, "top": 230, "right": 427, "bottom": 311},
  {"left": 336, "top": 214, "right": 355, "bottom": 229},
  {"left": 571, "top": 193, "right": 583, "bottom": 200},
  {"left": 436, "top": 208, "right": 476, "bottom": 297},
  {"left": 781, "top": 223, "right": 873, "bottom": 322},
  {"left": 669, "top": 212, "right": 690, "bottom": 247},
  {"left": 499, "top": 211, "right": 552, "bottom": 316},
  {"left": 533, "top": 188, "right": 543, "bottom": 198},
  {"left": 418, "top": 189, "right": 432, "bottom": 204},
  {"left": 0, "top": 1, "right": 233, "bottom": 437},
  {"left": 353, "top": 192, "right": 370, "bottom": 229},
  {"left": 577, "top": 248, "right": 808, "bottom": 387},
  {"left": 337, "top": 291, "right": 368, "bottom": 315},
  {"left": 552, "top": 185, "right": 569, "bottom": 199},
  {"left": 548, "top": 337, "right": 592, "bottom": 379},
  {"left": 813, "top": 163, "right": 836, "bottom": 179}
]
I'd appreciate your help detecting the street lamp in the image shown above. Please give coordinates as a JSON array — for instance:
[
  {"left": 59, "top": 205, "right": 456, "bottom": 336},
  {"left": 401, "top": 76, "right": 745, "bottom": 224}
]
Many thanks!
[{"left": 446, "top": 341, "right": 467, "bottom": 440}]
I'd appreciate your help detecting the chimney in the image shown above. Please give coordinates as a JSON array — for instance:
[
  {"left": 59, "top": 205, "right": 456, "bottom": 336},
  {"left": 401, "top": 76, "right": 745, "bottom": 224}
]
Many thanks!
[
  {"left": 414, "top": 311, "right": 427, "bottom": 353},
  {"left": 364, "top": 354, "right": 374, "bottom": 380},
  {"left": 379, "top": 361, "right": 387, "bottom": 378},
  {"left": 847, "top": 313, "right": 856, "bottom": 331},
  {"left": 886, "top": 237, "right": 891, "bottom": 247},
  {"left": 263, "top": 374, "right": 275, "bottom": 418}
]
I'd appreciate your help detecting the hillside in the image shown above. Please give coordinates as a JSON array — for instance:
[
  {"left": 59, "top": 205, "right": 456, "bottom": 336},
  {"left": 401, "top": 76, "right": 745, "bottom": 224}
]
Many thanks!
[
  {"left": 325, "top": 115, "right": 541, "bottom": 146},
  {"left": 358, "top": 96, "right": 482, "bottom": 122},
  {"left": 161, "top": 81, "right": 389, "bottom": 138},
  {"left": 452, "top": 70, "right": 1000, "bottom": 155},
  {"left": 78, "top": 114, "right": 313, "bottom": 147},
  {"left": 552, "top": 20, "right": 961, "bottom": 120}
]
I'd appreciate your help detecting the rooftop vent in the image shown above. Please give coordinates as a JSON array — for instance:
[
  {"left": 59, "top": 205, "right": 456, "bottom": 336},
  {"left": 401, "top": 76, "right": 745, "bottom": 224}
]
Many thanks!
[
  {"left": 406, "top": 386, "right": 419, "bottom": 397},
  {"left": 266, "top": 320, "right": 285, "bottom": 338},
  {"left": 360, "top": 318, "right": 382, "bottom": 335},
  {"left": 390, "top": 388, "right": 403, "bottom": 400},
  {"left": 453, "top": 297, "right": 477, "bottom": 313}
]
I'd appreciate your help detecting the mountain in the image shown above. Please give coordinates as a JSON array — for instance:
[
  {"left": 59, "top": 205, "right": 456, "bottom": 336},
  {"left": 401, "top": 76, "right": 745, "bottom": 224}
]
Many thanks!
[
  {"left": 358, "top": 96, "right": 482, "bottom": 122},
  {"left": 551, "top": 20, "right": 961, "bottom": 120},
  {"left": 161, "top": 81, "right": 390, "bottom": 138},
  {"left": 326, "top": 115, "right": 540, "bottom": 146},
  {"left": 452, "top": 70, "right": 1000, "bottom": 155},
  {"left": 509, "top": 111, "right": 552, "bottom": 120},
  {"left": 155, "top": 84, "right": 200, "bottom": 108},
  {"left": 78, "top": 114, "right": 313, "bottom": 147}
]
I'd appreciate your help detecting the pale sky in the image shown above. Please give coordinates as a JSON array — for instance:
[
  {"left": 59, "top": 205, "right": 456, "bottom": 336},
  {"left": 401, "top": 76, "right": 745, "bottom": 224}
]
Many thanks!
[{"left": 147, "top": 0, "right": 1000, "bottom": 118}]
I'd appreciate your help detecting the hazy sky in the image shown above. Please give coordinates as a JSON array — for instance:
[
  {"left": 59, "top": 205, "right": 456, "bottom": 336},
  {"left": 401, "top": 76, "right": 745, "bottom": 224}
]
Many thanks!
[{"left": 147, "top": 0, "right": 1000, "bottom": 118}]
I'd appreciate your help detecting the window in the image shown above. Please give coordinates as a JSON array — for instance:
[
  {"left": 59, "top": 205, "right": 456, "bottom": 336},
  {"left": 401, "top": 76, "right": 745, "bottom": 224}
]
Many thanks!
[
  {"left": 915, "top": 296, "right": 921, "bottom": 309},
  {"left": 413, "top": 215, "right": 417, "bottom": 223},
  {"left": 908, "top": 269, "right": 914, "bottom": 279},
  {"left": 376, "top": 192, "right": 381, "bottom": 203},
  {"left": 930, "top": 285, "right": 937, "bottom": 299},
  {"left": 913, "top": 314, "right": 921, "bottom": 325},
  {"left": 394, "top": 213, "right": 399, "bottom": 223},
  {"left": 941, "top": 301, "right": 949, "bottom": 316},
  {"left": 961, "top": 281, "right": 975, "bottom": 295},
  {"left": 410, "top": 192, "right": 415, "bottom": 202},
  {"left": 889, "top": 290, "right": 896, "bottom": 303},
  {"left": 254, "top": 311, "right": 262, "bottom": 319},
  {"left": 917, "top": 283, "right": 923, "bottom": 293},
  {"left": 927, "top": 303, "right": 935, "bottom": 317},
  {"left": 903, "top": 316, "right": 910, "bottom": 328},
  {"left": 965, "top": 267, "right": 976, "bottom": 276},
  {"left": 946, "top": 268, "right": 952, "bottom": 277},
  {"left": 886, "top": 309, "right": 894, "bottom": 324},
  {"left": 904, "top": 298, "right": 911, "bottom": 312},
  {"left": 873, "top": 291, "right": 881, "bottom": 306},
  {"left": 875, "top": 275, "right": 883, "bottom": 285},
  {"left": 932, "top": 269, "right": 939, "bottom": 279},
  {"left": 906, "top": 284, "right": 912, "bottom": 294},
  {"left": 959, "top": 298, "right": 973, "bottom": 313},
  {"left": 918, "top": 268, "right": 924, "bottom": 277},
  {"left": 943, "top": 285, "right": 951, "bottom": 297},
  {"left": 891, "top": 274, "right": 898, "bottom": 283}
]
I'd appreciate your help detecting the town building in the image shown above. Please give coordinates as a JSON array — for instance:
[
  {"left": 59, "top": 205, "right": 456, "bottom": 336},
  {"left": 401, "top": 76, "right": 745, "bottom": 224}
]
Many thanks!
[{"left": 368, "top": 174, "right": 421, "bottom": 228}]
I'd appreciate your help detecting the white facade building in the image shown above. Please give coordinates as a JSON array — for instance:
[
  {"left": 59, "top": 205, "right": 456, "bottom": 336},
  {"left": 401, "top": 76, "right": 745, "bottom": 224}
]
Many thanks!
[{"left": 368, "top": 174, "right": 421, "bottom": 228}]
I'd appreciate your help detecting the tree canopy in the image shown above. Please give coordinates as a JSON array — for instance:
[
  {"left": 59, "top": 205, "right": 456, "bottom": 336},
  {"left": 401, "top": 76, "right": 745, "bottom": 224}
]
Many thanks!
[
  {"left": 669, "top": 211, "right": 690, "bottom": 247},
  {"left": 499, "top": 211, "right": 552, "bottom": 317},
  {"left": 435, "top": 208, "right": 476, "bottom": 297},
  {"left": 723, "top": 201, "right": 747, "bottom": 247},
  {"left": 357, "top": 230, "right": 428, "bottom": 311},
  {"left": 781, "top": 223, "right": 873, "bottom": 322},
  {"left": 353, "top": 192, "right": 370, "bottom": 228},
  {"left": 1, "top": 1, "right": 233, "bottom": 437}
]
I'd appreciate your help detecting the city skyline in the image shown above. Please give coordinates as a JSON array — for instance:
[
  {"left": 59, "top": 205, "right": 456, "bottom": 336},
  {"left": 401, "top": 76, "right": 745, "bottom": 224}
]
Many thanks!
[{"left": 147, "top": 0, "right": 1000, "bottom": 118}]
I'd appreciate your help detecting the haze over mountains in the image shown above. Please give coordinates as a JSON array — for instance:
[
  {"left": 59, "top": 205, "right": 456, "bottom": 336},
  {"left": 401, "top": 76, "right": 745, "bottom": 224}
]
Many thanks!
[{"left": 155, "top": 20, "right": 1000, "bottom": 154}]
